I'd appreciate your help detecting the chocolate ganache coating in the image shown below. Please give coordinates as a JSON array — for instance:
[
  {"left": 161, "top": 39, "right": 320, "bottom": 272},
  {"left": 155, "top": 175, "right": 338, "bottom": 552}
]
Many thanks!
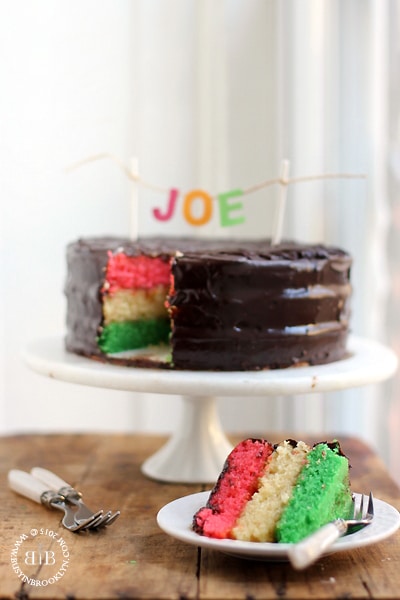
[
  {"left": 168, "top": 241, "right": 352, "bottom": 370},
  {"left": 65, "top": 236, "right": 352, "bottom": 371}
]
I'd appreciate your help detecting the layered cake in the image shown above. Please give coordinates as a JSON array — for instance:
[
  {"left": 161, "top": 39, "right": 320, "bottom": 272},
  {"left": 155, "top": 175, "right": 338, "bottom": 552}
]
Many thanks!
[
  {"left": 193, "top": 438, "right": 353, "bottom": 543},
  {"left": 65, "top": 236, "right": 352, "bottom": 371}
]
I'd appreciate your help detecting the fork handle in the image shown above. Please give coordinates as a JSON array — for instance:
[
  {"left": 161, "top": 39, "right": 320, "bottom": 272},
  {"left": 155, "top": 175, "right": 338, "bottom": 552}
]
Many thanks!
[
  {"left": 8, "top": 469, "right": 51, "bottom": 504},
  {"left": 31, "top": 467, "right": 71, "bottom": 491},
  {"left": 287, "top": 520, "right": 347, "bottom": 570}
]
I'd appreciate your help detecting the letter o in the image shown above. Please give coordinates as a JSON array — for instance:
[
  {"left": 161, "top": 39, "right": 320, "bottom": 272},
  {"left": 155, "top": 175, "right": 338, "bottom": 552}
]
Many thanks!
[{"left": 183, "top": 189, "right": 212, "bottom": 226}]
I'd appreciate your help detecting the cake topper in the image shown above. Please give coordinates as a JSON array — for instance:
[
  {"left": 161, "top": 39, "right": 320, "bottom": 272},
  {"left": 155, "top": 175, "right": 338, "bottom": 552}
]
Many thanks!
[
  {"left": 272, "top": 159, "right": 290, "bottom": 245},
  {"left": 66, "top": 154, "right": 366, "bottom": 242},
  {"left": 130, "top": 157, "right": 139, "bottom": 241}
]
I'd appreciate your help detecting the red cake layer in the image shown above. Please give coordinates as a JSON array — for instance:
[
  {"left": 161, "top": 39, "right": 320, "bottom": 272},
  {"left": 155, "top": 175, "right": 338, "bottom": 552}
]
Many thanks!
[
  {"left": 193, "top": 439, "right": 274, "bottom": 539},
  {"left": 102, "top": 252, "right": 171, "bottom": 295}
]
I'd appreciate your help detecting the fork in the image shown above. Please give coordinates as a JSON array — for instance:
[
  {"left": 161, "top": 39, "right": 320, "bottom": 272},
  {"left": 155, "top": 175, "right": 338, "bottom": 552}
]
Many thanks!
[
  {"left": 8, "top": 470, "right": 99, "bottom": 532},
  {"left": 31, "top": 467, "right": 120, "bottom": 528},
  {"left": 288, "top": 492, "right": 374, "bottom": 570}
]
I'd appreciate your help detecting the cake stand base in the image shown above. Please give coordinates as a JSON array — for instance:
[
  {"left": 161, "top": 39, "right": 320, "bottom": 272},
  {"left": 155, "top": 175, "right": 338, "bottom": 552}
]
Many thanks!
[{"left": 141, "top": 396, "right": 233, "bottom": 483}]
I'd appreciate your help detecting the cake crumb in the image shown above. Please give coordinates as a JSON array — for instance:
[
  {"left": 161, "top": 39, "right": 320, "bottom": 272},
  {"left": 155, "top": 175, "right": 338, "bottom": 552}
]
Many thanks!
[{"left": 321, "top": 577, "right": 336, "bottom": 584}]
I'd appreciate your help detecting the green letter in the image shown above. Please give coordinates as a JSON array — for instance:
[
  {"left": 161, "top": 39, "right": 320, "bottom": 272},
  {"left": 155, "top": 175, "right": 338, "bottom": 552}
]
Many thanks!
[{"left": 218, "top": 189, "right": 245, "bottom": 227}]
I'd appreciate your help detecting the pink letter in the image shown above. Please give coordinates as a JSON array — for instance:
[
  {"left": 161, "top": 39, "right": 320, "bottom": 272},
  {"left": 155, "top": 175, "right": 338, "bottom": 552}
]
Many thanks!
[{"left": 153, "top": 188, "right": 179, "bottom": 221}]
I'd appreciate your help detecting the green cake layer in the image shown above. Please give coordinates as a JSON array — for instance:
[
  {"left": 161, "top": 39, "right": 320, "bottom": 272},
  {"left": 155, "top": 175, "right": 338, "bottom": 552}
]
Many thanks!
[
  {"left": 276, "top": 442, "right": 353, "bottom": 543},
  {"left": 97, "top": 319, "right": 170, "bottom": 354}
]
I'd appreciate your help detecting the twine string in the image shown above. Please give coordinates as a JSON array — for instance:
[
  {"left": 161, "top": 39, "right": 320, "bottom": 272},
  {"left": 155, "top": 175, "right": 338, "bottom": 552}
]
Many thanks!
[
  {"left": 66, "top": 153, "right": 367, "bottom": 198},
  {"left": 66, "top": 153, "right": 167, "bottom": 194}
]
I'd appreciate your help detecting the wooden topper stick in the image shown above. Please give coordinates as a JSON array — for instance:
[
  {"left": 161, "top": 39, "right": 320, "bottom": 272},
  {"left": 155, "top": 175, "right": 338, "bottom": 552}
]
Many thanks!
[
  {"left": 272, "top": 159, "right": 290, "bottom": 245},
  {"left": 130, "top": 157, "right": 139, "bottom": 240}
]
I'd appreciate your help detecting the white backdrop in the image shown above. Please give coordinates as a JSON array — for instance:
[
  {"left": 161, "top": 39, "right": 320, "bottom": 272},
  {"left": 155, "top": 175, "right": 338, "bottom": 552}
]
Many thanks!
[{"left": 1, "top": 1, "right": 397, "bottom": 476}]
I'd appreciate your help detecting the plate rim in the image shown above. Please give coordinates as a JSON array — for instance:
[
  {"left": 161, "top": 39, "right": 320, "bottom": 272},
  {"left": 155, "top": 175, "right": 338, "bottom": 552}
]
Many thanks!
[{"left": 157, "top": 490, "right": 400, "bottom": 560}]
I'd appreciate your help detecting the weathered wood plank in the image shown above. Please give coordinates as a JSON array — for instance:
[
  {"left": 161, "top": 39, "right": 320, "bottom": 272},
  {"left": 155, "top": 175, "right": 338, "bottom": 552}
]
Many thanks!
[
  {"left": 0, "top": 434, "right": 202, "bottom": 599},
  {"left": 0, "top": 433, "right": 398, "bottom": 599}
]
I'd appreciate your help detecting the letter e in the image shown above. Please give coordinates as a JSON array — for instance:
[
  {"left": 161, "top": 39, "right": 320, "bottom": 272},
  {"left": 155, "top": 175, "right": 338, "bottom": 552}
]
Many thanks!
[{"left": 218, "top": 189, "right": 245, "bottom": 227}]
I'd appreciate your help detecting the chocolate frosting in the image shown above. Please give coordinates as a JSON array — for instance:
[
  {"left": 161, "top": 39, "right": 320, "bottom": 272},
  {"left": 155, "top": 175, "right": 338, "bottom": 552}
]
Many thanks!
[{"left": 65, "top": 236, "right": 352, "bottom": 371}]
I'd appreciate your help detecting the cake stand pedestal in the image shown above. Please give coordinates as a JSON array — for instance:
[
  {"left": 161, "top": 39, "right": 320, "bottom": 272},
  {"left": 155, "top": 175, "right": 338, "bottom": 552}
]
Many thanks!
[
  {"left": 141, "top": 395, "right": 233, "bottom": 482},
  {"left": 23, "top": 335, "right": 397, "bottom": 483}
]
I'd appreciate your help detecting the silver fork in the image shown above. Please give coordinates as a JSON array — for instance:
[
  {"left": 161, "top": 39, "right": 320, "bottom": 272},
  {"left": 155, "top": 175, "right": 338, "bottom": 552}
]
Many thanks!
[
  {"left": 31, "top": 467, "right": 120, "bottom": 528},
  {"left": 8, "top": 470, "right": 99, "bottom": 532},
  {"left": 288, "top": 492, "right": 374, "bottom": 570}
]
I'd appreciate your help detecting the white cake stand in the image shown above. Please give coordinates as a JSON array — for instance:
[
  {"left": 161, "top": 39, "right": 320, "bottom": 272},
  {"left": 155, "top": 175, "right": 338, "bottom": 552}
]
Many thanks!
[{"left": 23, "top": 335, "right": 397, "bottom": 483}]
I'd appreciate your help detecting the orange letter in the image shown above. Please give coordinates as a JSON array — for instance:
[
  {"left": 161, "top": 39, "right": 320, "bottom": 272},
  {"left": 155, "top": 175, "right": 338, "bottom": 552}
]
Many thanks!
[{"left": 183, "top": 189, "right": 213, "bottom": 226}]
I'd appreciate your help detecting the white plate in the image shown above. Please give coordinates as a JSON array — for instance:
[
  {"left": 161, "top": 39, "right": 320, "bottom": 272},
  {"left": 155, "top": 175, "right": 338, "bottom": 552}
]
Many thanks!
[{"left": 157, "top": 491, "right": 400, "bottom": 561}]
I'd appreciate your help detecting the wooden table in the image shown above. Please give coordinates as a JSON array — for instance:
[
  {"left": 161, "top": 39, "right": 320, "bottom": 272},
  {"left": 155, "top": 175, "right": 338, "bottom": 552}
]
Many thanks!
[{"left": 0, "top": 433, "right": 399, "bottom": 599}]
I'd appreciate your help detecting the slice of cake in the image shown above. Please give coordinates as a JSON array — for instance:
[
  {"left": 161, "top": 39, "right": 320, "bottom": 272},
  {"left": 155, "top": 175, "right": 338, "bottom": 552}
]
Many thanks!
[{"left": 193, "top": 438, "right": 353, "bottom": 543}]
